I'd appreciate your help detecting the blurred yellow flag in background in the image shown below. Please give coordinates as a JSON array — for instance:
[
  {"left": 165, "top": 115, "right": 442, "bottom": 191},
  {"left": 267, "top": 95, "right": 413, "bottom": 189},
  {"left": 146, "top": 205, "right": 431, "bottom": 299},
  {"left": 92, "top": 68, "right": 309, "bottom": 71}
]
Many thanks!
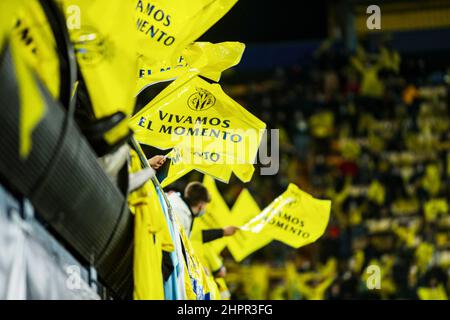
[
  {"left": 241, "top": 184, "right": 331, "bottom": 248},
  {"left": 191, "top": 175, "right": 231, "bottom": 254},
  {"left": 227, "top": 189, "right": 272, "bottom": 262}
]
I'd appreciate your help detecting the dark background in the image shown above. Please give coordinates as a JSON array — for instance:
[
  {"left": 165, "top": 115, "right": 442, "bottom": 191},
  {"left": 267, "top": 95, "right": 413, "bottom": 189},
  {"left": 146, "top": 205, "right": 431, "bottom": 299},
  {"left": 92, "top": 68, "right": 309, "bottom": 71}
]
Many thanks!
[{"left": 200, "top": 0, "right": 329, "bottom": 43}]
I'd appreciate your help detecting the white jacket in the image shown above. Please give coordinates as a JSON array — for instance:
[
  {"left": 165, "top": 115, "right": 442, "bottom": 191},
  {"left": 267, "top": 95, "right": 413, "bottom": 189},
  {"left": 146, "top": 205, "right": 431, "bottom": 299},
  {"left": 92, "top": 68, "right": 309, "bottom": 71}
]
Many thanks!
[{"left": 166, "top": 191, "right": 193, "bottom": 238}]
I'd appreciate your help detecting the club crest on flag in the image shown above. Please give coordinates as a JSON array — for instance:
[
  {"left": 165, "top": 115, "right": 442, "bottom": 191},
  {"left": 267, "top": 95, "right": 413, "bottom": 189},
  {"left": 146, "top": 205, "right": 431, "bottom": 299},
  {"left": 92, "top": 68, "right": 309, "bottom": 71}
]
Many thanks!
[{"left": 188, "top": 87, "right": 216, "bottom": 111}]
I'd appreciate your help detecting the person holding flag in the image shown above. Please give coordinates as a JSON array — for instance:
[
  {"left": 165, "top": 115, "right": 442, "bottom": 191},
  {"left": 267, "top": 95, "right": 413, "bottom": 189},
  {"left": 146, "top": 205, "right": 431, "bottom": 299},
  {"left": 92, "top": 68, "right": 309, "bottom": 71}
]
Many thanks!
[
  {"left": 166, "top": 180, "right": 238, "bottom": 299},
  {"left": 167, "top": 181, "right": 239, "bottom": 242}
]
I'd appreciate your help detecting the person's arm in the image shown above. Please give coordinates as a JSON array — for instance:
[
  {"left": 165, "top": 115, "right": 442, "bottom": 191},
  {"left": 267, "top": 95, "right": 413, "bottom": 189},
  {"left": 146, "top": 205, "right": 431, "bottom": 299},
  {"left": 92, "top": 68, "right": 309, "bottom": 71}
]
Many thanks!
[
  {"left": 202, "top": 229, "right": 225, "bottom": 243},
  {"left": 202, "top": 226, "right": 239, "bottom": 243},
  {"left": 128, "top": 167, "right": 155, "bottom": 193},
  {"left": 148, "top": 155, "right": 167, "bottom": 170}
]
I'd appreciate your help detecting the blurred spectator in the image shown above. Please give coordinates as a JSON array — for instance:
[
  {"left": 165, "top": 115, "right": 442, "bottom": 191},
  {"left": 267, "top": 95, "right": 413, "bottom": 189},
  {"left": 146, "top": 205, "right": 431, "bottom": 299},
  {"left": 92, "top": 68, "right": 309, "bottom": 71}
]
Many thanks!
[{"left": 218, "top": 36, "right": 449, "bottom": 300}]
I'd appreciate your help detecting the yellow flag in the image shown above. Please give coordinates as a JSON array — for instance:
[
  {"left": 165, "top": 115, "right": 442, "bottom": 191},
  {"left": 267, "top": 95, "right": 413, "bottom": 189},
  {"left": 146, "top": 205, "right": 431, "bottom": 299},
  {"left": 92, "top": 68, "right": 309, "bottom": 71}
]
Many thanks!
[
  {"left": 367, "top": 180, "right": 385, "bottom": 205},
  {"left": 137, "top": 54, "right": 188, "bottom": 96},
  {"left": 161, "top": 146, "right": 233, "bottom": 187},
  {"left": 422, "top": 164, "right": 441, "bottom": 196},
  {"left": 0, "top": 1, "right": 22, "bottom": 46},
  {"left": 191, "top": 175, "right": 231, "bottom": 254},
  {"left": 10, "top": 0, "right": 60, "bottom": 100},
  {"left": 424, "top": 198, "right": 448, "bottom": 222},
  {"left": 418, "top": 285, "right": 448, "bottom": 300},
  {"left": 415, "top": 242, "right": 434, "bottom": 273},
  {"left": 192, "top": 241, "right": 224, "bottom": 274},
  {"left": 244, "top": 264, "right": 269, "bottom": 299},
  {"left": 58, "top": 0, "right": 138, "bottom": 145},
  {"left": 175, "top": 213, "right": 219, "bottom": 300},
  {"left": 185, "top": 42, "right": 245, "bottom": 82},
  {"left": 227, "top": 189, "right": 272, "bottom": 262},
  {"left": 136, "top": 41, "right": 245, "bottom": 95},
  {"left": 135, "top": 0, "right": 238, "bottom": 69},
  {"left": 241, "top": 184, "right": 331, "bottom": 248},
  {"left": 130, "top": 74, "right": 266, "bottom": 185},
  {"left": 128, "top": 150, "right": 174, "bottom": 300}
]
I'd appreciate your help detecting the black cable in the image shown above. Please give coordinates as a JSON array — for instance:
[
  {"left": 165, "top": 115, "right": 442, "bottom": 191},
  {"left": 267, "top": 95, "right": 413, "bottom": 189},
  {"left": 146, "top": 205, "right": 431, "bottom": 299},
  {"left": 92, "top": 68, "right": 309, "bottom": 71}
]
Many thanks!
[
  {"left": 38, "top": 0, "right": 77, "bottom": 113},
  {"left": 29, "top": 0, "right": 77, "bottom": 201}
]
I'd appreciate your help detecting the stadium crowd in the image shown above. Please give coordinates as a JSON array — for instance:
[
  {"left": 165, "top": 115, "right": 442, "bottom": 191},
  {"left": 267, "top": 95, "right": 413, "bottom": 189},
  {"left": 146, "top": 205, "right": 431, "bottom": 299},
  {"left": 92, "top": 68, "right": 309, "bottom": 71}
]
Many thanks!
[{"left": 212, "top": 35, "right": 450, "bottom": 300}]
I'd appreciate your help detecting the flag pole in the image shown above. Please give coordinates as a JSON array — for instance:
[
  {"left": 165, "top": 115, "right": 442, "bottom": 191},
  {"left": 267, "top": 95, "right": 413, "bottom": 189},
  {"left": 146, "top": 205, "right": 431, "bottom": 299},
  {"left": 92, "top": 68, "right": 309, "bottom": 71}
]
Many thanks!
[{"left": 130, "top": 136, "right": 175, "bottom": 222}]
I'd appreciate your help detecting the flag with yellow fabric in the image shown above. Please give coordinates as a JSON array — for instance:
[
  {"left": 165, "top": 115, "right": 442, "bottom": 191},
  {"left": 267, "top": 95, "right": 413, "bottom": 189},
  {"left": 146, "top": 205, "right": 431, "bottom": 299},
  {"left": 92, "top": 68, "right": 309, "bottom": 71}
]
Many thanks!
[
  {"left": 176, "top": 213, "right": 220, "bottom": 300},
  {"left": 244, "top": 264, "right": 269, "bottom": 300},
  {"left": 58, "top": 0, "right": 138, "bottom": 145},
  {"left": 192, "top": 241, "right": 224, "bottom": 275},
  {"left": 137, "top": 41, "right": 245, "bottom": 95},
  {"left": 241, "top": 184, "right": 331, "bottom": 248},
  {"left": 10, "top": 0, "right": 60, "bottom": 101},
  {"left": 227, "top": 189, "right": 272, "bottom": 262},
  {"left": 0, "top": 1, "right": 22, "bottom": 47},
  {"left": 161, "top": 145, "right": 234, "bottom": 188},
  {"left": 135, "top": 0, "right": 238, "bottom": 69},
  {"left": 130, "top": 74, "right": 266, "bottom": 185},
  {"left": 422, "top": 164, "right": 441, "bottom": 196},
  {"left": 418, "top": 285, "right": 448, "bottom": 300},
  {"left": 190, "top": 242, "right": 224, "bottom": 299},
  {"left": 367, "top": 180, "right": 385, "bottom": 205},
  {"left": 177, "top": 223, "right": 208, "bottom": 300},
  {"left": 415, "top": 242, "right": 434, "bottom": 274},
  {"left": 9, "top": 33, "right": 47, "bottom": 159},
  {"left": 144, "top": 42, "right": 246, "bottom": 186},
  {"left": 128, "top": 150, "right": 175, "bottom": 300},
  {"left": 424, "top": 198, "right": 448, "bottom": 222},
  {"left": 296, "top": 271, "right": 335, "bottom": 300},
  {"left": 185, "top": 42, "right": 245, "bottom": 83},
  {"left": 191, "top": 175, "right": 231, "bottom": 254}
]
